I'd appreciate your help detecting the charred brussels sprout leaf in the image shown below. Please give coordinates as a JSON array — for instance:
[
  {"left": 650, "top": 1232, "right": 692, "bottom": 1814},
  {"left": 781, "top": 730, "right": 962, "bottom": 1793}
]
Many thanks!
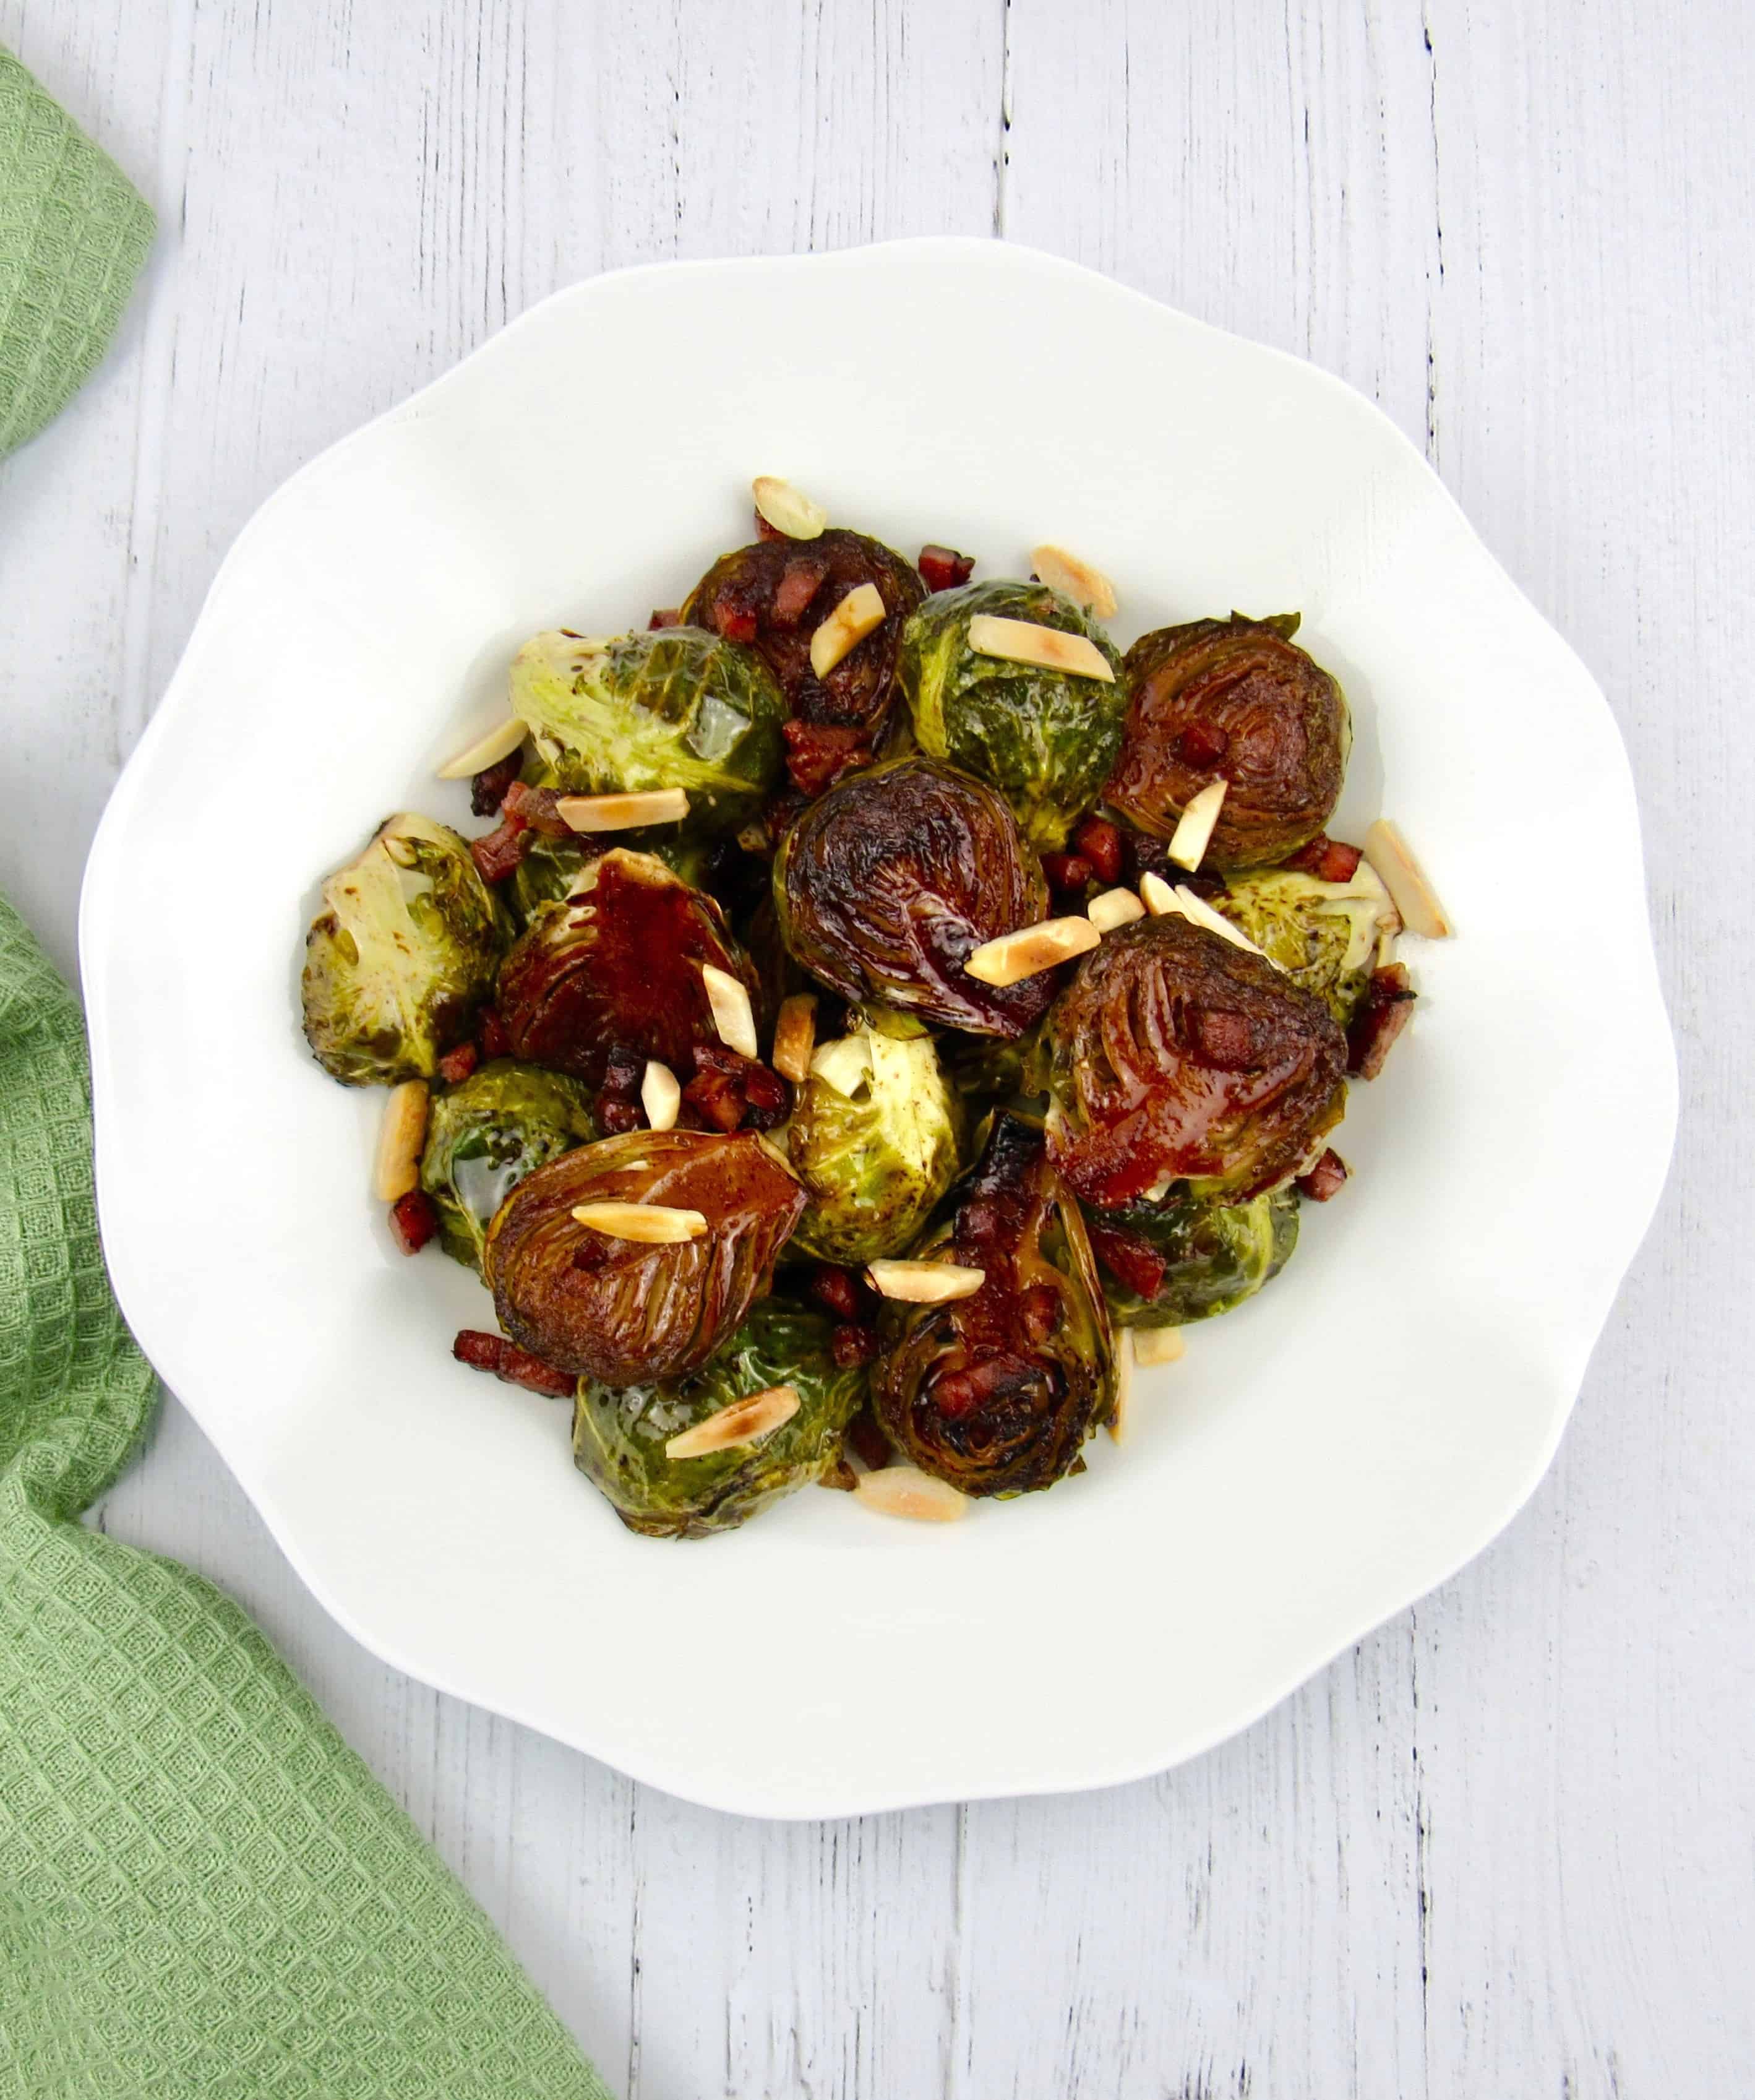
[
  {"left": 302, "top": 813, "right": 505, "bottom": 1085},
  {"left": 873, "top": 1113, "right": 1116, "bottom": 1497},
  {"left": 898, "top": 579, "right": 1126, "bottom": 850},
  {"left": 1108, "top": 614, "right": 1350, "bottom": 870},
  {"left": 1041, "top": 913, "right": 1348, "bottom": 1207},
  {"left": 510, "top": 627, "right": 784, "bottom": 835},
  {"left": 506, "top": 828, "right": 716, "bottom": 929},
  {"left": 419, "top": 1061, "right": 595, "bottom": 1270},
  {"left": 485, "top": 1128, "right": 806, "bottom": 1384},
  {"left": 1086, "top": 1187, "right": 1299, "bottom": 1328},
  {"left": 1211, "top": 867, "right": 1394, "bottom": 1027},
  {"left": 572, "top": 1296, "right": 865, "bottom": 1538},
  {"left": 773, "top": 756, "right": 1053, "bottom": 1038},
  {"left": 787, "top": 1009, "right": 963, "bottom": 1265}
]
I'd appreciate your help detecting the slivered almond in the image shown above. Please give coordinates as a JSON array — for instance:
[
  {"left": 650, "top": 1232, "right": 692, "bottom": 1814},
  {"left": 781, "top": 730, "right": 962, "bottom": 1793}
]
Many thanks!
[
  {"left": 556, "top": 788, "right": 689, "bottom": 832},
  {"left": 641, "top": 1060, "right": 680, "bottom": 1132},
  {"left": 1175, "top": 884, "right": 1274, "bottom": 962},
  {"left": 809, "top": 582, "right": 888, "bottom": 678},
  {"left": 1168, "top": 779, "right": 1229, "bottom": 870},
  {"left": 867, "top": 1259, "right": 987, "bottom": 1304},
  {"left": 1087, "top": 886, "right": 1146, "bottom": 934},
  {"left": 702, "top": 963, "right": 760, "bottom": 1059},
  {"left": 570, "top": 1202, "right": 706, "bottom": 1242},
  {"left": 853, "top": 1466, "right": 969, "bottom": 1523},
  {"left": 436, "top": 715, "right": 527, "bottom": 781},
  {"left": 1138, "top": 870, "right": 1180, "bottom": 916},
  {"left": 771, "top": 994, "right": 818, "bottom": 1085},
  {"left": 665, "top": 1384, "right": 799, "bottom": 1460},
  {"left": 1133, "top": 1325, "right": 1186, "bottom": 1366},
  {"left": 1363, "top": 819, "right": 1452, "bottom": 939},
  {"left": 1031, "top": 543, "right": 1118, "bottom": 619},
  {"left": 966, "top": 614, "right": 1115, "bottom": 683},
  {"left": 1107, "top": 1338, "right": 1134, "bottom": 1444},
  {"left": 373, "top": 1080, "right": 430, "bottom": 1202},
  {"left": 963, "top": 915, "right": 1101, "bottom": 986},
  {"left": 752, "top": 475, "right": 828, "bottom": 541},
  {"left": 810, "top": 1034, "right": 873, "bottom": 1098}
]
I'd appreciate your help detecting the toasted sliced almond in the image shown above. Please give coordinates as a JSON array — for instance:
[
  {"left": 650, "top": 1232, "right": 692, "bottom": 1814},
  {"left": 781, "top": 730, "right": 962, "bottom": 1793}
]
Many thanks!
[
  {"left": 1363, "top": 819, "right": 1452, "bottom": 939},
  {"left": 665, "top": 1384, "right": 800, "bottom": 1460},
  {"left": 752, "top": 475, "right": 828, "bottom": 541},
  {"left": 436, "top": 715, "right": 528, "bottom": 781},
  {"left": 963, "top": 915, "right": 1102, "bottom": 986},
  {"left": 1168, "top": 778, "right": 1229, "bottom": 871},
  {"left": 809, "top": 1034, "right": 873, "bottom": 1098},
  {"left": 771, "top": 994, "right": 818, "bottom": 1085},
  {"left": 641, "top": 1059, "right": 680, "bottom": 1132},
  {"left": 1107, "top": 1338, "right": 1134, "bottom": 1443},
  {"left": 854, "top": 1466, "right": 969, "bottom": 1523},
  {"left": 1087, "top": 885, "right": 1146, "bottom": 933},
  {"left": 867, "top": 1259, "right": 987, "bottom": 1304},
  {"left": 809, "top": 582, "right": 888, "bottom": 679},
  {"left": 702, "top": 963, "right": 760, "bottom": 1059},
  {"left": 1138, "top": 870, "right": 1180, "bottom": 916},
  {"left": 1133, "top": 1325, "right": 1186, "bottom": 1366},
  {"left": 570, "top": 1202, "right": 707, "bottom": 1242},
  {"left": 966, "top": 614, "right": 1115, "bottom": 683},
  {"left": 1031, "top": 543, "right": 1118, "bottom": 619},
  {"left": 556, "top": 788, "right": 689, "bottom": 833},
  {"left": 1174, "top": 884, "right": 1274, "bottom": 962},
  {"left": 373, "top": 1080, "right": 430, "bottom": 1202}
]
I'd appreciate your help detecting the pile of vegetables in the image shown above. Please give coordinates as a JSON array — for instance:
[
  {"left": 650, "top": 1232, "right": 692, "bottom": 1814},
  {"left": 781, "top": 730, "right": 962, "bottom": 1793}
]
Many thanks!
[{"left": 302, "top": 480, "right": 1449, "bottom": 1538}]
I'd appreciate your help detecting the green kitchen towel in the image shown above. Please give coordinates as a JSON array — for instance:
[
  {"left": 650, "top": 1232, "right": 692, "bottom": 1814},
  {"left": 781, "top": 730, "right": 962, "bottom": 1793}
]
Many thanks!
[{"left": 1, "top": 56, "right": 612, "bottom": 2100}]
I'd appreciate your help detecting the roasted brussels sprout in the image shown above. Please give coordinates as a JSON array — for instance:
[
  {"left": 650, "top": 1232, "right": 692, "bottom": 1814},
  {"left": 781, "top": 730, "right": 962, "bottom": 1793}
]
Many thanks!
[
  {"left": 510, "top": 627, "right": 785, "bottom": 835},
  {"left": 302, "top": 813, "right": 505, "bottom": 1085},
  {"left": 1210, "top": 867, "right": 1394, "bottom": 1027},
  {"left": 1084, "top": 1187, "right": 1299, "bottom": 1327},
  {"left": 496, "top": 848, "right": 762, "bottom": 1087},
  {"left": 682, "top": 529, "right": 924, "bottom": 738},
  {"left": 485, "top": 1128, "right": 806, "bottom": 1383},
  {"left": 1040, "top": 913, "right": 1348, "bottom": 1207},
  {"left": 773, "top": 756, "right": 1053, "bottom": 1038},
  {"left": 1107, "top": 614, "right": 1349, "bottom": 870},
  {"left": 898, "top": 579, "right": 1126, "bottom": 850},
  {"left": 787, "top": 1009, "right": 963, "bottom": 1265},
  {"left": 873, "top": 1113, "right": 1116, "bottom": 1497},
  {"left": 572, "top": 1295, "right": 865, "bottom": 1538},
  {"left": 506, "top": 827, "right": 716, "bottom": 927},
  {"left": 419, "top": 1061, "right": 595, "bottom": 1270}
]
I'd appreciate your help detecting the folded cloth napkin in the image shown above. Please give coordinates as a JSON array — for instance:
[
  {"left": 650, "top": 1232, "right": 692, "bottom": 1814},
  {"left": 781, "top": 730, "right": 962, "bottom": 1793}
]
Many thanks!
[{"left": 1, "top": 54, "right": 612, "bottom": 2100}]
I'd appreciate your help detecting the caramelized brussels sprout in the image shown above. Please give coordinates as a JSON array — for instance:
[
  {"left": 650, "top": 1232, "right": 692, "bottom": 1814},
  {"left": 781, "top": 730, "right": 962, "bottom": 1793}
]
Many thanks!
[
  {"left": 302, "top": 813, "right": 505, "bottom": 1085},
  {"left": 898, "top": 578, "right": 1126, "bottom": 850},
  {"left": 1107, "top": 614, "right": 1349, "bottom": 869},
  {"left": 510, "top": 627, "right": 784, "bottom": 835},
  {"left": 484, "top": 1128, "right": 805, "bottom": 1383},
  {"left": 419, "top": 1061, "right": 595, "bottom": 1270},
  {"left": 572, "top": 1296, "right": 865, "bottom": 1538},
  {"left": 1211, "top": 867, "right": 1394, "bottom": 1027},
  {"left": 505, "top": 828, "right": 715, "bottom": 927},
  {"left": 873, "top": 1114, "right": 1116, "bottom": 1497},
  {"left": 787, "top": 1009, "right": 963, "bottom": 1265},
  {"left": 496, "top": 848, "right": 761, "bottom": 1087},
  {"left": 1084, "top": 1187, "right": 1299, "bottom": 1327},
  {"left": 1040, "top": 913, "right": 1347, "bottom": 1207},
  {"left": 773, "top": 756, "right": 1053, "bottom": 1038}
]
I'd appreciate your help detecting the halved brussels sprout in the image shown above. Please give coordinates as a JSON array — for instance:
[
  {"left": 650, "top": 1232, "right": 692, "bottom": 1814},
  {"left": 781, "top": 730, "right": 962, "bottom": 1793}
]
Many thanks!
[
  {"left": 572, "top": 1295, "right": 865, "bottom": 1538},
  {"left": 485, "top": 1128, "right": 806, "bottom": 1384},
  {"left": 510, "top": 626, "right": 785, "bottom": 835},
  {"left": 496, "top": 848, "right": 762, "bottom": 1088},
  {"left": 787, "top": 1008, "right": 963, "bottom": 1265},
  {"left": 1040, "top": 913, "right": 1348, "bottom": 1207},
  {"left": 506, "top": 828, "right": 717, "bottom": 928},
  {"left": 1211, "top": 867, "right": 1394, "bottom": 1027},
  {"left": 872, "top": 1113, "right": 1117, "bottom": 1497},
  {"left": 419, "top": 1061, "right": 595, "bottom": 1270},
  {"left": 898, "top": 578, "right": 1126, "bottom": 850},
  {"left": 773, "top": 755, "right": 1053, "bottom": 1038},
  {"left": 302, "top": 812, "right": 505, "bottom": 1085},
  {"left": 1108, "top": 613, "right": 1350, "bottom": 870},
  {"left": 1084, "top": 1187, "right": 1299, "bottom": 1328}
]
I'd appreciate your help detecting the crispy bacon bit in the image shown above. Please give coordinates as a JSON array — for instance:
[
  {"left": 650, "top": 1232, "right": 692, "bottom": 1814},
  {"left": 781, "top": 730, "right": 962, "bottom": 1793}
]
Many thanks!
[
  {"left": 845, "top": 1405, "right": 891, "bottom": 1468},
  {"left": 809, "top": 1265, "right": 864, "bottom": 1321},
  {"left": 389, "top": 1189, "right": 439, "bottom": 1255},
  {"left": 710, "top": 587, "right": 760, "bottom": 644},
  {"left": 595, "top": 1043, "right": 646, "bottom": 1134},
  {"left": 831, "top": 1322, "right": 880, "bottom": 1369},
  {"left": 470, "top": 814, "right": 531, "bottom": 884},
  {"left": 918, "top": 544, "right": 975, "bottom": 592},
  {"left": 1297, "top": 1148, "right": 1350, "bottom": 1202},
  {"left": 1190, "top": 1007, "right": 1255, "bottom": 1069},
  {"left": 1041, "top": 851, "right": 1094, "bottom": 898},
  {"left": 770, "top": 556, "right": 828, "bottom": 628},
  {"left": 500, "top": 780, "right": 572, "bottom": 837},
  {"left": 1071, "top": 815, "right": 1123, "bottom": 886},
  {"left": 1347, "top": 962, "right": 1417, "bottom": 1079},
  {"left": 1284, "top": 833, "right": 1365, "bottom": 882},
  {"left": 1175, "top": 721, "right": 1230, "bottom": 768},
  {"left": 470, "top": 748, "right": 524, "bottom": 817},
  {"left": 478, "top": 1006, "right": 511, "bottom": 1061},
  {"left": 1084, "top": 1218, "right": 1168, "bottom": 1304},
  {"left": 681, "top": 1042, "right": 793, "bottom": 1134},
  {"left": 683, "top": 1059, "right": 744, "bottom": 1131},
  {"left": 782, "top": 719, "right": 869, "bottom": 798},
  {"left": 452, "top": 1328, "right": 576, "bottom": 1399},
  {"left": 647, "top": 605, "right": 682, "bottom": 629},
  {"left": 437, "top": 1041, "right": 478, "bottom": 1085}
]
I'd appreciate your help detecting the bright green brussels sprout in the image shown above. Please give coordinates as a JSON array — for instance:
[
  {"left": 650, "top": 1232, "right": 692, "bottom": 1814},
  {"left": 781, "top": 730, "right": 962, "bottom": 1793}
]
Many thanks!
[
  {"left": 419, "top": 1061, "right": 596, "bottom": 1270},
  {"left": 898, "top": 579, "right": 1126, "bottom": 850},
  {"left": 572, "top": 1295, "right": 865, "bottom": 1538},
  {"left": 302, "top": 813, "right": 505, "bottom": 1085},
  {"left": 1210, "top": 867, "right": 1396, "bottom": 1028},
  {"left": 511, "top": 626, "right": 786, "bottom": 835},
  {"left": 787, "top": 1009, "right": 963, "bottom": 1265},
  {"left": 1083, "top": 1188, "right": 1299, "bottom": 1328}
]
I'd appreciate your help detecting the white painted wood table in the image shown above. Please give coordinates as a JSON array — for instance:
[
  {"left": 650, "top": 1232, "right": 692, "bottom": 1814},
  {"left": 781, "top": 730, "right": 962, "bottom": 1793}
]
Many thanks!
[{"left": 4, "top": 3, "right": 1749, "bottom": 2093}]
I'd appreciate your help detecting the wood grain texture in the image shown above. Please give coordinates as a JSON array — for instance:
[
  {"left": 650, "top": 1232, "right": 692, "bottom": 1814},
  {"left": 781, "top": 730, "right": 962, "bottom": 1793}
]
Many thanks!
[{"left": 2, "top": 1, "right": 1749, "bottom": 2094}]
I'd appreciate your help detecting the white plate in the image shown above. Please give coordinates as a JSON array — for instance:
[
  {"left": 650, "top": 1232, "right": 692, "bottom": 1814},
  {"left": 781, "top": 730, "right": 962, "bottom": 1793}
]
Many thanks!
[{"left": 80, "top": 241, "right": 1676, "bottom": 1818}]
